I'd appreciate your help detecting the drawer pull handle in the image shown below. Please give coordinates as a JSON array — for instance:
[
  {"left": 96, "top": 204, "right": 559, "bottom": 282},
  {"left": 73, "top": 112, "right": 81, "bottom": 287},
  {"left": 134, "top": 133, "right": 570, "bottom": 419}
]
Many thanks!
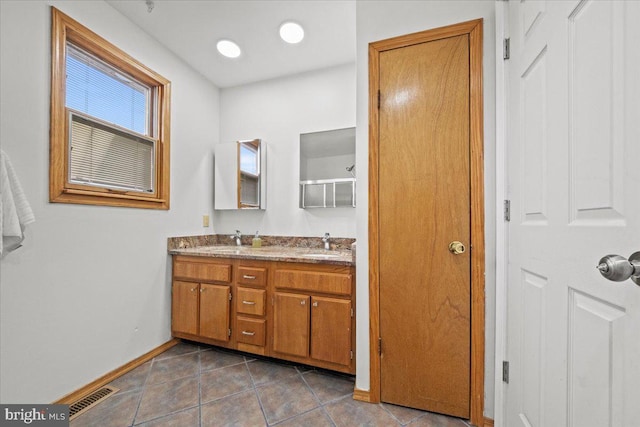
[
  {"left": 243, "top": 275, "right": 257, "bottom": 279},
  {"left": 242, "top": 300, "right": 256, "bottom": 305},
  {"left": 242, "top": 331, "right": 255, "bottom": 336}
]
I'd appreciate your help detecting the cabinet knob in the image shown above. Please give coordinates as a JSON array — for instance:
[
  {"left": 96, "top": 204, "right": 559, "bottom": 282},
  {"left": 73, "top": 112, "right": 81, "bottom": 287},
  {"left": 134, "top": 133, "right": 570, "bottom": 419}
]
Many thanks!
[
  {"left": 190, "top": 287, "right": 197, "bottom": 292},
  {"left": 200, "top": 288, "right": 205, "bottom": 293},
  {"left": 300, "top": 300, "right": 306, "bottom": 305},
  {"left": 312, "top": 301, "right": 318, "bottom": 307}
]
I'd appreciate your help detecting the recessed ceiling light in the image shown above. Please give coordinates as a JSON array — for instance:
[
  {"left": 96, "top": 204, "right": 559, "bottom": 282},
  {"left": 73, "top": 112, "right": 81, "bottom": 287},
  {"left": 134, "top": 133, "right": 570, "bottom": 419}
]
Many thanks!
[
  {"left": 279, "top": 22, "right": 304, "bottom": 44},
  {"left": 216, "top": 40, "right": 241, "bottom": 58}
]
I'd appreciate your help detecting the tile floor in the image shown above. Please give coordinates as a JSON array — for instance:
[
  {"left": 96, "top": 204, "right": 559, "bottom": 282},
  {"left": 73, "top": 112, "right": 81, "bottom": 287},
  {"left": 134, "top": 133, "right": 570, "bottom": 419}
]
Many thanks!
[{"left": 70, "top": 341, "right": 472, "bottom": 427}]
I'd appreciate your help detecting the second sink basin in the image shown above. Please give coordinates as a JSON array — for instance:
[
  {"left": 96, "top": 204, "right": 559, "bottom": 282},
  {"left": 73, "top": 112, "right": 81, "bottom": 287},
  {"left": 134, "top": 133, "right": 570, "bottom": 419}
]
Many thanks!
[{"left": 302, "top": 253, "right": 340, "bottom": 258}]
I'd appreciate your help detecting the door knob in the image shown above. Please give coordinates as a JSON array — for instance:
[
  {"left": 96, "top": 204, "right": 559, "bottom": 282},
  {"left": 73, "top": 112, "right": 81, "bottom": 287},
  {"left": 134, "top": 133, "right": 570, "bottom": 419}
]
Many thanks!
[
  {"left": 449, "top": 241, "right": 466, "bottom": 255},
  {"left": 597, "top": 252, "right": 640, "bottom": 286}
]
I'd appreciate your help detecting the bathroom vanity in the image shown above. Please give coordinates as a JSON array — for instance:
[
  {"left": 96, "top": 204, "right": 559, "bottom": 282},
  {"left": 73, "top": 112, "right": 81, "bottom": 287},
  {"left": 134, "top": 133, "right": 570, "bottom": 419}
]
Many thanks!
[{"left": 169, "top": 240, "right": 355, "bottom": 374}]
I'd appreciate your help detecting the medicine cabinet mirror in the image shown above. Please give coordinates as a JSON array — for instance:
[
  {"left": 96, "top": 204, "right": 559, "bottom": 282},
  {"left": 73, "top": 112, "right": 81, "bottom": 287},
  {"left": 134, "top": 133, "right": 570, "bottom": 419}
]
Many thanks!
[
  {"left": 299, "top": 127, "right": 355, "bottom": 208},
  {"left": 214, "top": 139, "right": 266, "bottom": 210}
]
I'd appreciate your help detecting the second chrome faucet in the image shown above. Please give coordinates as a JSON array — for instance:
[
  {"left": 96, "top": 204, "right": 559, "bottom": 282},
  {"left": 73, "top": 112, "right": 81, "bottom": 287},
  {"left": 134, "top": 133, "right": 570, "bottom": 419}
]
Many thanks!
[
  {"left": 230, "top": 230, "right": 242, "bottom": 246},
  {"left": 322, "top": 232, "right": 330, "bottom": 250}
]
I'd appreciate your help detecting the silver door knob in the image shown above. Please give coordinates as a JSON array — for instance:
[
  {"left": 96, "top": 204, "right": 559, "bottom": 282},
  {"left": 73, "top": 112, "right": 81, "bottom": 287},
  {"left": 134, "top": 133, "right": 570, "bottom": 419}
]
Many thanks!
[{"left": 597, "top": 251, "right": 640, "bottom": 286}]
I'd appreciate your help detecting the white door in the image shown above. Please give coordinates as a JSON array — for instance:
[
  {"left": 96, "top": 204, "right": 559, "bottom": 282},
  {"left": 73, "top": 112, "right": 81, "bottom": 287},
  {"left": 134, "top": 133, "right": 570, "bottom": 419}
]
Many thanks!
[{"left": 505, "top": 1, "right": 640, "bottom": 426}]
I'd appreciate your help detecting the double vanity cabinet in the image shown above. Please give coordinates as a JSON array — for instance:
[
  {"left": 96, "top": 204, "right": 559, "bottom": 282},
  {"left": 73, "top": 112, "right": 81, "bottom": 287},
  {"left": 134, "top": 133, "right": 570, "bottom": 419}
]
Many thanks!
[{"left": 170, "top": 250, "right": 355, "bottom": 374}]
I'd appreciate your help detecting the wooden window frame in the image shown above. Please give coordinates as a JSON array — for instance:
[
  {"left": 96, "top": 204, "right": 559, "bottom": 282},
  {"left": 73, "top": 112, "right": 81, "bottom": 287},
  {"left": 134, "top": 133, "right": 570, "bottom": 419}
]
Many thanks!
[{"left": 50, "top": 7, "right": 171, "bottom": 210}]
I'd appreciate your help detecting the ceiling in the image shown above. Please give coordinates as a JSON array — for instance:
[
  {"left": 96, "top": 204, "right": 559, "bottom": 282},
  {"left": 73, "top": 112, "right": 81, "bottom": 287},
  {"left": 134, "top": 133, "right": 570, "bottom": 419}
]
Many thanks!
[{"left": 106, "top": 0, "right": 356, "bottom": 88}]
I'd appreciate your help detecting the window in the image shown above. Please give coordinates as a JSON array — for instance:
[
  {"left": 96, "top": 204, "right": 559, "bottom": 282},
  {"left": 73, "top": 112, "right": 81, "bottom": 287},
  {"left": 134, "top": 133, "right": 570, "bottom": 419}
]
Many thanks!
[{"left": 50, "top": 8, "right": 171, "bottom": 209}]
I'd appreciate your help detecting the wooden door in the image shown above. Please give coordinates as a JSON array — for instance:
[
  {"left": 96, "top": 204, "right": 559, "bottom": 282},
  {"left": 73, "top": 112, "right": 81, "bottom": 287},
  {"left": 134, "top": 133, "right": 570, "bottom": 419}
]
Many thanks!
[
  {"left": 377, "top": 34, "right": 472, "bottom": 417},
  {"left": 172, "top": 281, "right": 198, "bottom": 336},
  {"left": 272, "top": 292, "right": 309, "bottom": 358},
  {"left": 199, "top": 284, "right": 230, "bottom": 342},
  {"left": 310, "top": 296, "right": 351, "bottom": 367},
  {"left": 505, "top": 1, "right": 640, "bottom": 426}
]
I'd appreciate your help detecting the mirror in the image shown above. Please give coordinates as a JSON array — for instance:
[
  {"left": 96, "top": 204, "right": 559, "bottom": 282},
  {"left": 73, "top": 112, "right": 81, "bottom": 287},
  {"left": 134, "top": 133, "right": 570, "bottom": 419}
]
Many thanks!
[
  {"left": 299, "top": 127, "right": 355, "bottom": 208},
  {"left": 214, "top": 139, "right": 266, "bottom": 210}
]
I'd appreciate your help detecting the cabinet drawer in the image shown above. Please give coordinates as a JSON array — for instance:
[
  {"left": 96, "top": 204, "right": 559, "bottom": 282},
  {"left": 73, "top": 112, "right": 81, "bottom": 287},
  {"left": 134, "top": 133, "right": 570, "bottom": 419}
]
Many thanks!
[
  {"left": 174, "top": 260, "right": 232, "bottom": 283},
  {"left": 236, "top": 287, "right": 266, "bottom": 316},
  {"left": 274, "top": 269, "right": 352, "bottom": 296},
  {"left": 236, "top": 317, "right": 266, "bottom": 346},
  {"left": 237, "top": 266, "right": 267, "bottom": 286}
]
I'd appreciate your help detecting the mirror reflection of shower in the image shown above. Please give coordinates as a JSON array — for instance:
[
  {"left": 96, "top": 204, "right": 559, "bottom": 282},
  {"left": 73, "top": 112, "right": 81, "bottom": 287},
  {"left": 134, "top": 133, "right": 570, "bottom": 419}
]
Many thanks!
[
  {"left": 299, "top": 127, "right": 356, "bottom": 208},
  {"left": 346, "top": 164, "right": 355, "bottom": 177}
]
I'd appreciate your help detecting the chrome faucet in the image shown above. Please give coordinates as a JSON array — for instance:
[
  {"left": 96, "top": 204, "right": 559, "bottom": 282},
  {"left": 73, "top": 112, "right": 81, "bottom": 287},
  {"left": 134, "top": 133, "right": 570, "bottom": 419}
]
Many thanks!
[
  {"left": 322, "top": 232, "right": 330, "bottom": 250},
  {"left": 230, "top": 230, "right": 242, "bottom": 246}
]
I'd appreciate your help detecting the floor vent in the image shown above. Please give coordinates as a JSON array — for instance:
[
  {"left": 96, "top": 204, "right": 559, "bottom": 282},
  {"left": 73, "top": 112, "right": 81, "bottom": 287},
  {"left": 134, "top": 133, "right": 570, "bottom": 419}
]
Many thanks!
[{"left": 69, "top": 386, "right": 119, "bottom": 420}]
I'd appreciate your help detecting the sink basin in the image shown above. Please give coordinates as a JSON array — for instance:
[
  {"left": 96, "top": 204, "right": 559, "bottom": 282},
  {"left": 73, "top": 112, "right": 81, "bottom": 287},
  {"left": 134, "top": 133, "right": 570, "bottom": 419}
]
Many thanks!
[
  {"left": 209, "top": 248, "right": 243, "bottom": 254},
  {"left": 302, "top": 253, "right": 341, "bottom": 258}
]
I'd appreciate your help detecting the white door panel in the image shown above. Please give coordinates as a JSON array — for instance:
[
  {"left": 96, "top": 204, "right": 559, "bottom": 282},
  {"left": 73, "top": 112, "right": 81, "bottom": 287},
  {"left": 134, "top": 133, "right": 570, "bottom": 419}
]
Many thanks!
[{"left": 505, "top": 1, "right": 640, "bottom": 426}]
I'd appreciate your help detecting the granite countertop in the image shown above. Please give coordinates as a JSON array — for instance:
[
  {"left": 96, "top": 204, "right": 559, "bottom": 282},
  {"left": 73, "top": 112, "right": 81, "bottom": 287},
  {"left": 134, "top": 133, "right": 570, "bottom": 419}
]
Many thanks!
[{"left": 169, "top": 245, "right": 355, "bottom": 266}]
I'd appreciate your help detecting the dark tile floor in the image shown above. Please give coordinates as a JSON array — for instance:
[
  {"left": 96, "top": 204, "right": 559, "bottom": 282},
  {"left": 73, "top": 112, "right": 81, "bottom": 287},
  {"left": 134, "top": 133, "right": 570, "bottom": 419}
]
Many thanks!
[{"left": 70, "top": 341, "right": 472, "bottom": 427}]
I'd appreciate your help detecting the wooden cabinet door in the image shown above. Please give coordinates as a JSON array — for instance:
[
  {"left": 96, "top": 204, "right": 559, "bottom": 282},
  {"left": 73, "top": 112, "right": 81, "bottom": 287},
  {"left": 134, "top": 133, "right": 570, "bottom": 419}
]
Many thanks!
[
  {"left": 172, "top": 281, "right": 199, "bottom": 336},
  {"left": 199, "top": 284, "right": 231, "bottom": 342},
  {"left": 310, "top": 296, "right": 351, "bottom": 367},
  {"left": 273, "top": 292, "right": 309, "bottom": 358}
]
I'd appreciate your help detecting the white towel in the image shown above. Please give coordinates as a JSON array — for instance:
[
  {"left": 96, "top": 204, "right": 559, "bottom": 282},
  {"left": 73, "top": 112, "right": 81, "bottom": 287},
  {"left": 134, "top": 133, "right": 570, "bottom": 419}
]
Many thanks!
[{"left": 1, "top": 150, "right": 35, "bottom": 258}]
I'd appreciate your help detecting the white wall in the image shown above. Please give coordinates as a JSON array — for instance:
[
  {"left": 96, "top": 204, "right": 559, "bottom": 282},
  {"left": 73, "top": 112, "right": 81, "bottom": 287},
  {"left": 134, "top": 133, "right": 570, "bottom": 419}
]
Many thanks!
[
  {"left": 354, "top": 1, "right": 497, "bottom": 418},
  {"left": 216, "top": 63, "right": 357, "bottom": 238},
  {"left": 303, "top": 153, "right": 356, "bottom": 181},
  {"left": 0, "top": 0, "right": 220, "bottom": 403}
]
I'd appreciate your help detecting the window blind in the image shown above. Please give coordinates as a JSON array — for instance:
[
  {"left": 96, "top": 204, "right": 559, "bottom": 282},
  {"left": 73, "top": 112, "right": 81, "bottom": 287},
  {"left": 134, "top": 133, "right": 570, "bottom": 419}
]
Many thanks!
[
  {"left": 66, "top": 43, "right": 149, "bottom": 136},
  {"left": 240, "top": 174, "right": 259, "bottom": 207},
  {"left": 69, "top": 113, "right": 155, "bottom": 193}
]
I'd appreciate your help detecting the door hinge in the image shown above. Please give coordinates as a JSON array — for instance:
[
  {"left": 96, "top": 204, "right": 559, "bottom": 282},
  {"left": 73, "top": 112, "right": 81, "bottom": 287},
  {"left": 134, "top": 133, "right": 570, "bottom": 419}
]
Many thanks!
[
  {"left": 350, "top": 350, "right": 353, "bottom": 360},
  {"left": 377, "top": 90, "right": 381, "bottom": 109},
  {"left": 228, "top": 328, "right": 232, "bottom": 337},
  {"left": 503, "top": 37, "right": 510, "bottom": 60},
  {"left": 504, "top": 199, "right": 511, "bottom": 222},
  {"left": 503, "top": 360, "right": 510, "bottom": 383},
  {"left": 378, "top": 337, "right": 382, "bottom": 356},
  {"left": 350, "top": 308, "right": 354, "bottom": 317},
  {"left": 229, "top": 292, "right": 232, "bottom": 301}
]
